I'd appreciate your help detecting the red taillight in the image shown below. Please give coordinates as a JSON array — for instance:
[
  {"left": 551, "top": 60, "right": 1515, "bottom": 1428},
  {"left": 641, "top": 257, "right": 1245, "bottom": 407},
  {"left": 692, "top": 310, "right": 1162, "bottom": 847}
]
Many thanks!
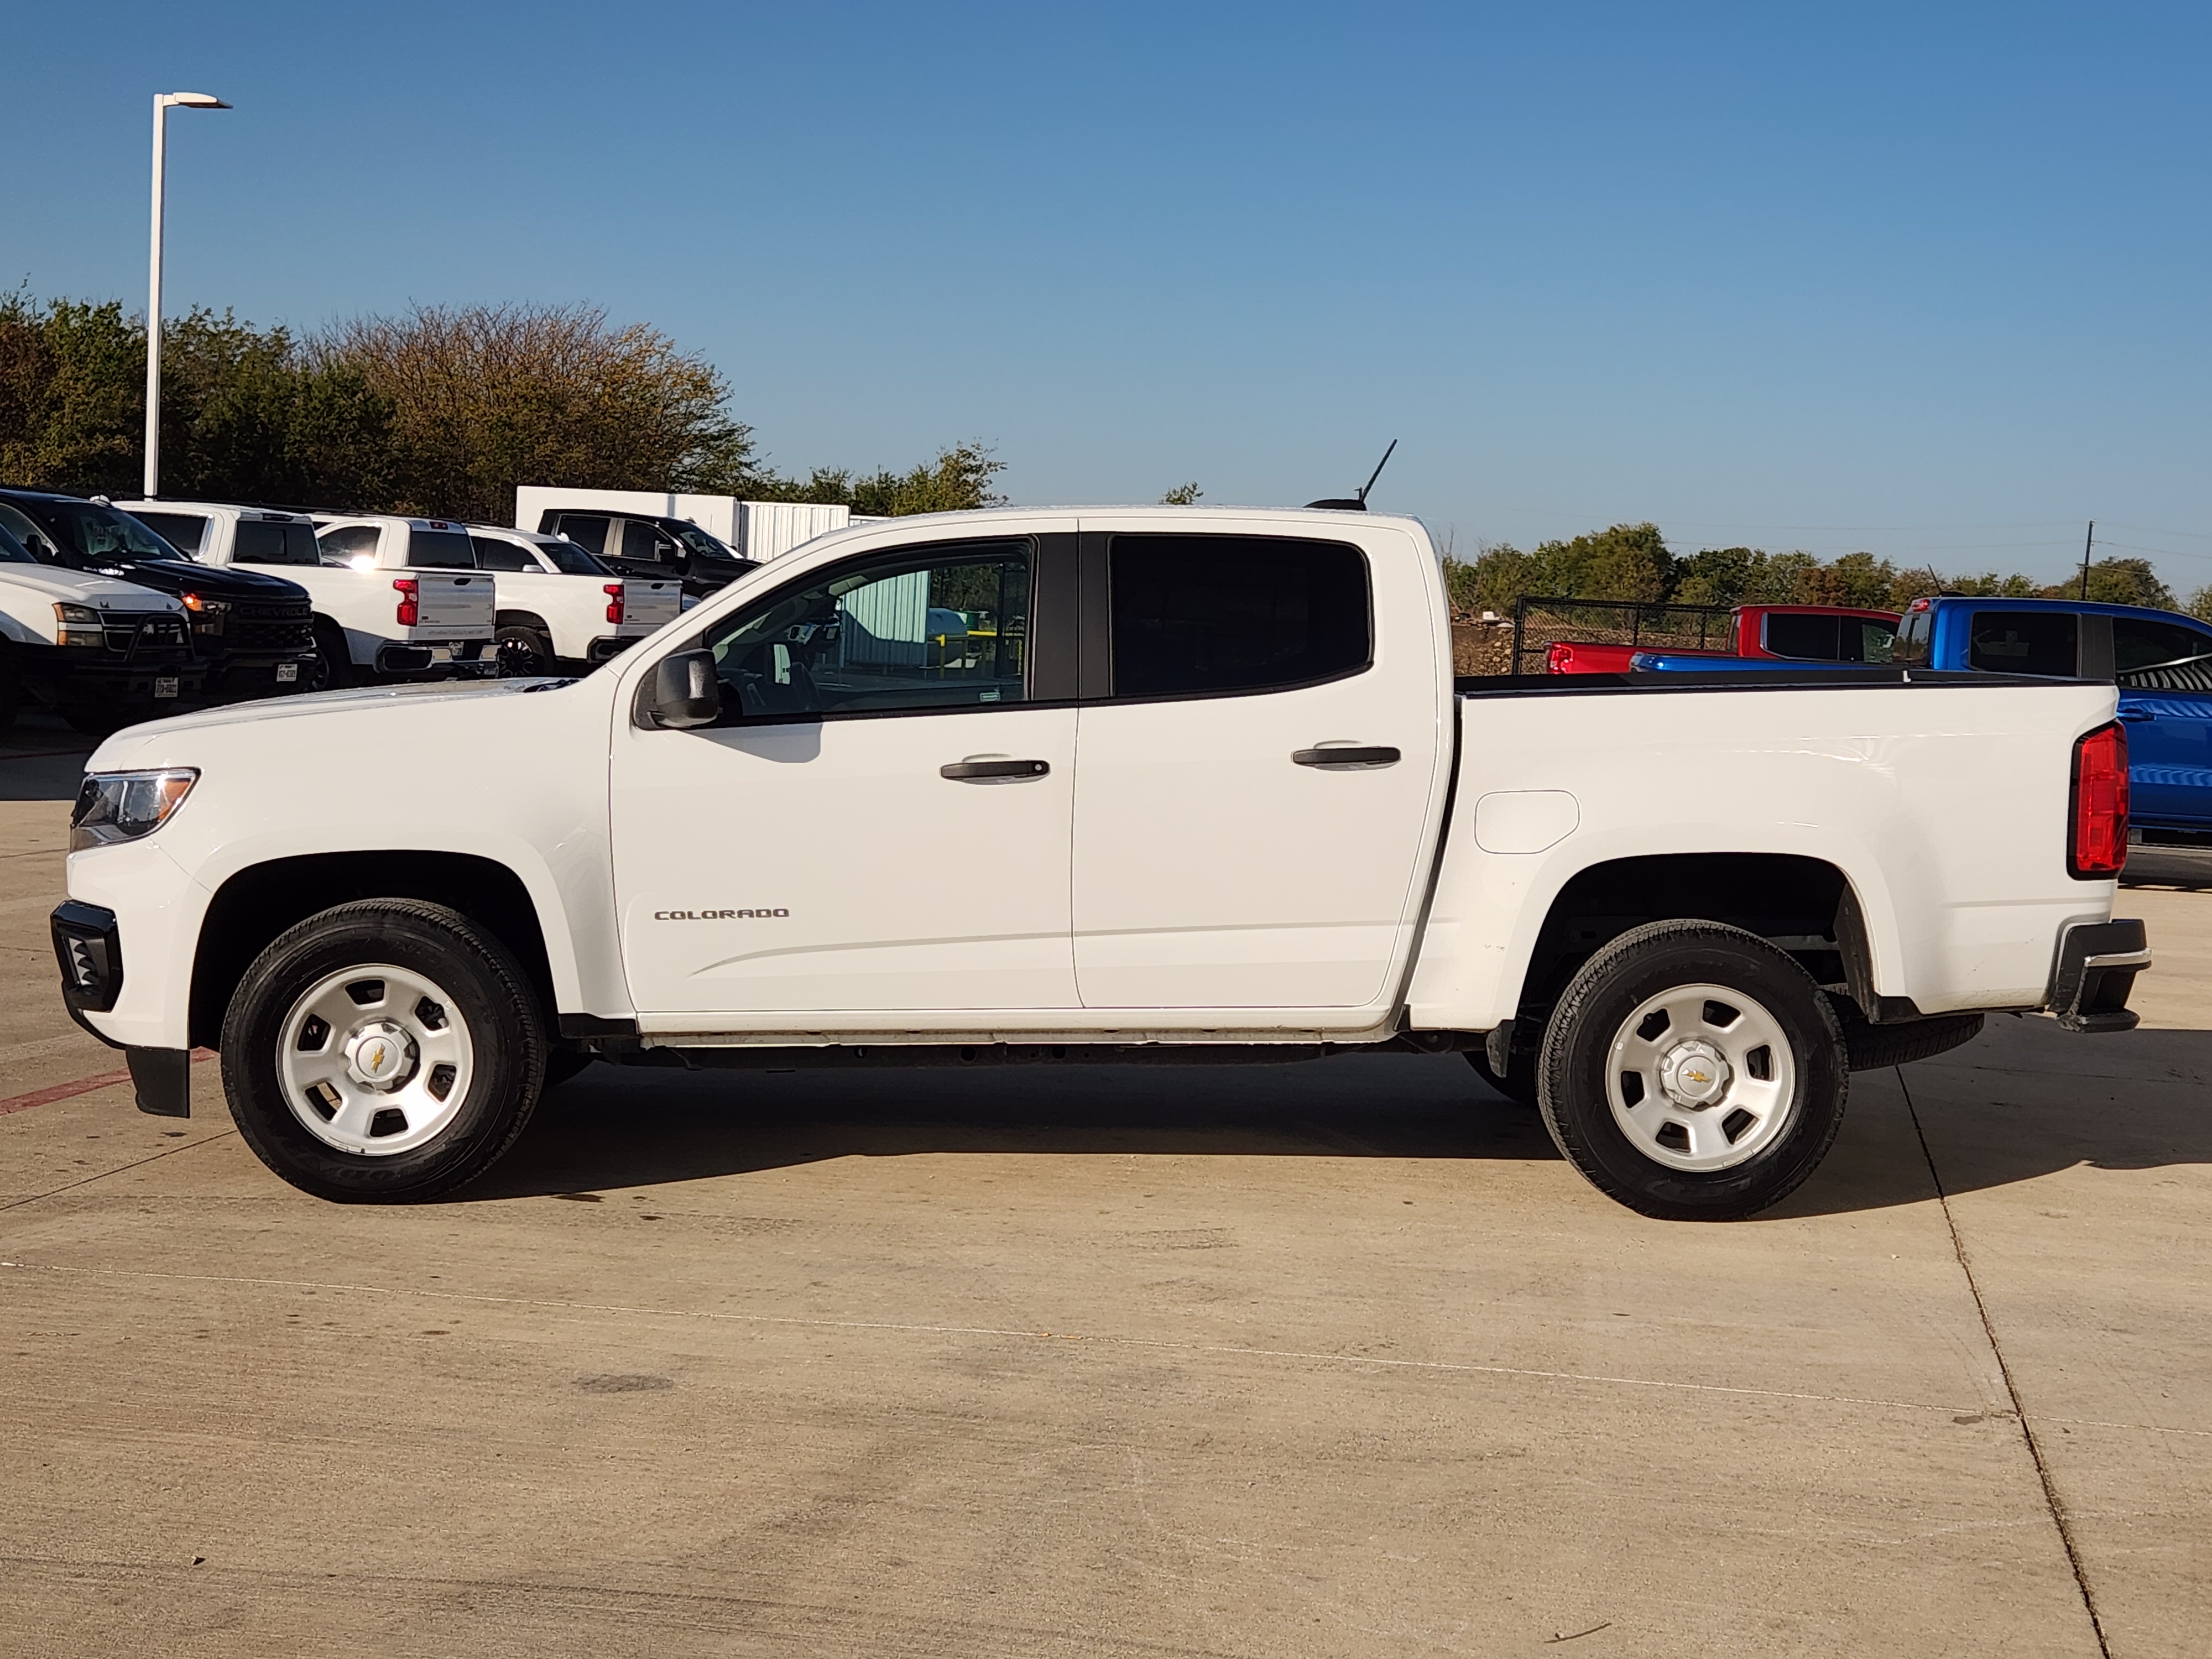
[
  {"left": 2069, "top": 721, "right": 2128, "bottom": 877},
  {"left": 393, "top": 577, "right": 419, "bottom": 628},
  {"left": 604, "top": 583, "right": 624, "bottom": 625},
  {"left": 1547, "top": 642, "right": 1575, "bottom": 672}
]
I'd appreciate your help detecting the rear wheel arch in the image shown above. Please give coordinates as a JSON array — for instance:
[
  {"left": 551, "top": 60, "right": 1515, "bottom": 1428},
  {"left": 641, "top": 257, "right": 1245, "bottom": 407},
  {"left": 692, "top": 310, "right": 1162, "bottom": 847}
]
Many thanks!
[
  {"left": 191, "top": 852, "right": 560, "bottom": 1051},
  {"left": 1506, "top": 853, "right": 1884, "bottom": 1035}
]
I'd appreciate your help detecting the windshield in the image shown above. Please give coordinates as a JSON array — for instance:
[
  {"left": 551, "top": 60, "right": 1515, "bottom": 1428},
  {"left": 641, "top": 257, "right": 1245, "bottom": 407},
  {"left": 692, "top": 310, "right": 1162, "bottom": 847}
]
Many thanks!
[
  {"left": 233, "top": 519, "right": 323, "bottom": 565},
  {"left": 26, "top": 499, "right": 186, "bottom": 562},
  {"left": 670, "top": 523, "right": 738, "bottom": 562},
  {"left": 407, "top": 529, "right": 479, "bottom": 568},
  {"left": 0, "top": 520, "right": 33, "bottom": 564},
  {"left": 542, "top": 539, "right": 611, "bottom": 576}
]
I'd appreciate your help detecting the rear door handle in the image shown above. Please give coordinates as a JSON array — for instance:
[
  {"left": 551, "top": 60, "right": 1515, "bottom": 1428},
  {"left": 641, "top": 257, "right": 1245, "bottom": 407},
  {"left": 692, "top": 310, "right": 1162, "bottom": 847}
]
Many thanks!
[
  {"left": 941, "top": 758, "right": 1051, "bottom": 782},
  {"left": 1292, "top": 745, "right": 1400, "bottom": 769}
]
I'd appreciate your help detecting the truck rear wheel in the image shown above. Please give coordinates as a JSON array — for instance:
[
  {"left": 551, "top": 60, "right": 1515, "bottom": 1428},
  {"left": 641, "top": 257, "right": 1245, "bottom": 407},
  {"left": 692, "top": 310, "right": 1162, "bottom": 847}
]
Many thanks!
[
  {"left": 219, "top": 900, "right": 547, "bottom": 1202},
  {"left": 1537, "top": 920, "right": 1848, "bottom": 1221},
  {"left": 495, "top": 623, "right": 555, "bottom": 677},
  {"left": 310, "top": 619, "right": 351, "bottom": 691}
]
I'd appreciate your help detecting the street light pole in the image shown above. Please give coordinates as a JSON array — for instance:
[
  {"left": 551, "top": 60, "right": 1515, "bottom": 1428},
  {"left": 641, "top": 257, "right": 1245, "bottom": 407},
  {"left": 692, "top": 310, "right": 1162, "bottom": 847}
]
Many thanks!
[{"left": 145, "top": 91, "right": 230, "bottom": 499}]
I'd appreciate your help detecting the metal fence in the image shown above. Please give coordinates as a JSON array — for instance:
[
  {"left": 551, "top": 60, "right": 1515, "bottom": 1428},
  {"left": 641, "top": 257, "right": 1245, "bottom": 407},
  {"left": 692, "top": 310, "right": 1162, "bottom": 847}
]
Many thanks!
[{"left": 1509, "top": 596, "right": 1733, "bottom": 676}]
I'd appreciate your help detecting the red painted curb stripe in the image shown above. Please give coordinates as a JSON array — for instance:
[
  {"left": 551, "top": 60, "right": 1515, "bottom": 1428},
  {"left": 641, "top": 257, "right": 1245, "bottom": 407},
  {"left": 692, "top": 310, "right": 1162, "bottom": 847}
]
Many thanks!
[{"left": 0, "top": 1050, "right": 217, "bottom": 1118}]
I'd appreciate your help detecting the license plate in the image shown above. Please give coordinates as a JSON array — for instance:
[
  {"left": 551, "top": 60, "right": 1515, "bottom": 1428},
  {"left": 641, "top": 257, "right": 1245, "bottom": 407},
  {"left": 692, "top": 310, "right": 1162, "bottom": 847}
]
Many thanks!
[
  {"left": 275, "top": 662, "right": 299, "bottom": 683},
  {"left": 154, "top": 677, "right": 179, "bottom": 699}
]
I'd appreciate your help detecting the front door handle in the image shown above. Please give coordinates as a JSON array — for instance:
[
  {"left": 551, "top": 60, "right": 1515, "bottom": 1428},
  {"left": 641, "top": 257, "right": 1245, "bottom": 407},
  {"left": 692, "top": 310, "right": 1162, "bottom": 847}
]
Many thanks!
[
  {"left": 941, "top": 758, "right": 1051, "bottom": 782},
  {"left": 1293, "top": 745, "right": 1400, "bottom": 769}
]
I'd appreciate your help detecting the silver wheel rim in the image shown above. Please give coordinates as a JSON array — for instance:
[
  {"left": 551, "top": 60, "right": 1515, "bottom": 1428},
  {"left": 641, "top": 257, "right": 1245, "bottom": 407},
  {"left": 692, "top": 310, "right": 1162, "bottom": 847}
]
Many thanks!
[
  {"left": 1604, "top": 982, "right": 1796, "bottom": 1173},
  {"left": 276, "top": 962, "right": 476, "bottom": 1156}
]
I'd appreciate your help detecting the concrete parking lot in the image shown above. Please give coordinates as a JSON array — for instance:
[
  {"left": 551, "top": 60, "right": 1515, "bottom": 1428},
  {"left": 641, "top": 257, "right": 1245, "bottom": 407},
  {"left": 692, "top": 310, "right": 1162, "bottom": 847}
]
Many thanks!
[{"left": 4, "top": 719, "right": 2208, "bottom": 1657}]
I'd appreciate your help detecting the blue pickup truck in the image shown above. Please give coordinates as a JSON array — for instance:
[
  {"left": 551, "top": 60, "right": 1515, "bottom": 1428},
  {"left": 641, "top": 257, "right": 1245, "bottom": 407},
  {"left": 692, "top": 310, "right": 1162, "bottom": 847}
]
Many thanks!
[{"left": 1633, "top": 596, "right": 2212, "bottom": 836}]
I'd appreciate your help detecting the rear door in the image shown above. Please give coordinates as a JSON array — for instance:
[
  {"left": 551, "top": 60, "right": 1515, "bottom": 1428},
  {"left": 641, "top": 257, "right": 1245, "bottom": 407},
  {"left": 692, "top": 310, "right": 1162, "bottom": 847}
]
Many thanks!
[
  {"left": 610, "top": 524, "right": 1082, "bottom": 1018},
  {"left": 2113, "top": 613, "right": 2212, "bottom": 830},
  {"left": 1068, "top": 520, "right": 1449, "bottom": 1015}
]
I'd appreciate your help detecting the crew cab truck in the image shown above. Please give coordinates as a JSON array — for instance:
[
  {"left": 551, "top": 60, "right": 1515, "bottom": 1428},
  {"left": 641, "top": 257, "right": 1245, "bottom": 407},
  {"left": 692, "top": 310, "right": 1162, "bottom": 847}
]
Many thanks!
[
  {"left": 1546, "top": 604, "right": 1900, "bottom": 673},
  {"left": 1639, "top": 596, "right": 2212, "bottom": 837},
  {"left": 464, "top": 525, "right": 681, "bottom": 675},
  {"left": 53, "top": 508, "right": 2149, "bottom": 1222},
  {"left": 524, "top": 506, "right": 758, "bottom": 601},
  {"left": 0, "top": 518, "right": 201, "bottom": 732},
  {"left": 0, "top": 489, "right": 316, "bottom": 706},
  {"left": 117, "top": 502, "right": 495, "bottom": 688}
]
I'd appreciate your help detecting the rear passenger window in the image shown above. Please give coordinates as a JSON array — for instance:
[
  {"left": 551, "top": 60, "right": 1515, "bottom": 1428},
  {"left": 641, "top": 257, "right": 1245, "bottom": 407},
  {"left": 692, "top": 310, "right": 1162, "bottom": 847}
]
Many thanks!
[
  {"left": 1762, "top": 613, "right": 1841, "bottom": 661},
  {"left": 233, "top": 519, "right": 320, "bottom": 565},
  {"left": 2114, "top": 617, "right": 2212, "bottom": 692},
  {"left": 556, "top": 514, "right": 610, "bottom": 555},
  {"left": 1969, "top": 612, "right": 2078, "bottom": 677},
  {"left": 1893, "top": 610, "right": 1931, "bottom": 666},
  {"left": 1108, "top": 535, "right": 1369, "bottom": 699},
  {"left": 469, "top": 538, "right": 535, "bottom": 572},
  {"left": 316, "top": 524, "right": 380, "bottom": 567},
  {"left": 129, "top": 510, "right": 207, "bottom": 553}
]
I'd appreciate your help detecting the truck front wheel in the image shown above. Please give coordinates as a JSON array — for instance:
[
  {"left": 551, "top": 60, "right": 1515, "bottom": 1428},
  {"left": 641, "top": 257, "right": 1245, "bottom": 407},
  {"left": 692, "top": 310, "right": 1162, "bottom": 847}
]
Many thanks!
[
  {"left": 219, "top": 901, "right": 547, "bottom": 1202},
  {"left": 1537, "top": 921, "right": 1848, "bottom": 1221}
]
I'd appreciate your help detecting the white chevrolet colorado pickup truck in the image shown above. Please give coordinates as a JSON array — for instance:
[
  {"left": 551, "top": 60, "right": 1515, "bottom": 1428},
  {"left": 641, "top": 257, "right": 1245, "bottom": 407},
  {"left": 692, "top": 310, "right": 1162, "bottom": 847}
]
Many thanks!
[{"left": 51, "top": 508, "right": 2150, "bottom": 1219}]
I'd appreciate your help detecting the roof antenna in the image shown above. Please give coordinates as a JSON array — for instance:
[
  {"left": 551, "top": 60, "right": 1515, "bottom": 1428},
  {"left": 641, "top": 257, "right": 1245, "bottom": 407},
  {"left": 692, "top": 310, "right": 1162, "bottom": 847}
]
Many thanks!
[{"left": 1306, "top": 439, "right": 1398, "bottom": 510}]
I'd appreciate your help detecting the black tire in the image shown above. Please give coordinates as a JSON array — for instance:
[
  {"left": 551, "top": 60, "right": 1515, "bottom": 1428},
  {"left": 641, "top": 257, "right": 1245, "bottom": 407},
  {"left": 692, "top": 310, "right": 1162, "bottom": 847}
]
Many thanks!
[
  {"left": 542, "top": 1047, "right": 598, "bottom": 1090},
  {"left": 219, "top": 900, "right": 547, "bottom": 1202},
  {"left": 1466, "top": 1044, "right": 1539, "bottom": 1108},
  {"left": 1537, "top": 920, "right": 1849, "bottom": 1222},
  {"left": 311, "top": 619, "right": 351, "bottom": 691},
  {"left": 496, "top": 623, "right": 555, "bottom": 678}
]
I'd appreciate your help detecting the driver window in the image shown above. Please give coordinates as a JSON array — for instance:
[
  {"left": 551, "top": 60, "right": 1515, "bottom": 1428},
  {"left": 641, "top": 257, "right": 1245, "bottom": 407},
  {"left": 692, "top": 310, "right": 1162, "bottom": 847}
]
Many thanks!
[
  {"left": 0, "top": 503, "right": 58, "bottom": 560},
  {"left": 698, "top": 539, "right": 1032, "bottom": 721}
]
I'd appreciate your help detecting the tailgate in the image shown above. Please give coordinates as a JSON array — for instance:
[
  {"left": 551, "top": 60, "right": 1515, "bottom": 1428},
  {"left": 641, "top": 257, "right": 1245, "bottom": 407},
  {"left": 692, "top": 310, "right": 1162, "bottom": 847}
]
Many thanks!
[
  {"left": 619, "top": 578, "right": 681, "bottom": 634},
  {"left": 409, "top": 572, "right": 494, "bottom": 637}
]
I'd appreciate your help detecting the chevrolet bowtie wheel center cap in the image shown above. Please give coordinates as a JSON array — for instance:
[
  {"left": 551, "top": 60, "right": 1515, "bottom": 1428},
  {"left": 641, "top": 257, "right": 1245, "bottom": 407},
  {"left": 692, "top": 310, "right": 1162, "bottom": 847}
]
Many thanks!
[
  {"left": 343, "top": 1020, "right": 418, "bottom": 1092},
  {"left": 1657, "top": 1038, "right": 1731, "bottom": 1109}
]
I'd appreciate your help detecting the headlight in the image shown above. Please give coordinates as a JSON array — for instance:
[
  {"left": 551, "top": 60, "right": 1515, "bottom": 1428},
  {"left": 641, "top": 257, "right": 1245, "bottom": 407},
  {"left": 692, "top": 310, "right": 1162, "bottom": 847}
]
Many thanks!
[
  {"left": 70, "top": 769, "right": 200, "bottom": 851},
  {"left": 54, "top": 602, "right": 105, "bottom": 648},
  {"left": 182, "top": 593, "right": 228, "bottom": 634}
]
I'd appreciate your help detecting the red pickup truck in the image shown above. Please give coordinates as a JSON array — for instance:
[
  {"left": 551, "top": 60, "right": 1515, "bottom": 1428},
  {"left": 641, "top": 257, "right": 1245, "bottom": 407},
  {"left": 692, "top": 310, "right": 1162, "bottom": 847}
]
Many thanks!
[{"left": 1546, "top": 604, "right": 1901, "bottom": 674}]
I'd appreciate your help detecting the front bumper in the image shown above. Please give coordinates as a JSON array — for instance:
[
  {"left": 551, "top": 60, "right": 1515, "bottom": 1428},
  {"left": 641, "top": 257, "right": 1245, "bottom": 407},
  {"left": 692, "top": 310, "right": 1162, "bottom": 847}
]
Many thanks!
[
  {"left": 51, "top": 900, "right": 192, "bottom": 1117},
  {"left": 2045, "top": 918, "right": 2150, "bottom": 1033}
]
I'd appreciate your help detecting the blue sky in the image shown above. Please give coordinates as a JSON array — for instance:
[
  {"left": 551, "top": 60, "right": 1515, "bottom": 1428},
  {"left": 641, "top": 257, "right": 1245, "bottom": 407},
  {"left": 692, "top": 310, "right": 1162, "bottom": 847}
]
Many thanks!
[{"left": 7, "top": 1, "right": 2209, "bottom": 592}]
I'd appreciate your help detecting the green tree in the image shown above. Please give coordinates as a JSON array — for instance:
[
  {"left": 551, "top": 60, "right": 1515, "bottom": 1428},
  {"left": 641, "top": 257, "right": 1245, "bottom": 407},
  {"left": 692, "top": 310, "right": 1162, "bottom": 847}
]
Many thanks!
[
  {"left": 316, "top": 302, "right": 769, "bottom": 521},
  {"left": 1519, "top": 522, "right": 1674, "bottom": 602},
  {"left": 2040, "top": 557, "right": 2176, "bottom": 611},
  {"left": 754, "top": 442, "right": 1008, "bottom": 517},
  {"left": 1160, "top": 482, "right": 1202, "bottom": 505},
  {"left": 0, "top": 293, "right": 143, "bottom": 493},
  {"left": 2189, "top": 585, "right": 2212, "bottom": 624}
]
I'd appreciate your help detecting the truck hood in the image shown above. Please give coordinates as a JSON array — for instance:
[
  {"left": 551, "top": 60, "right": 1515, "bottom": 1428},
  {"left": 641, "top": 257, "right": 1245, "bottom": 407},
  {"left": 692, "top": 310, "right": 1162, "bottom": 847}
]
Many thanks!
[
  {"left": 86, "top": 676, "right": 583, "bottom": 768},
  {"left": 0, "top": 564, "right": 184, "bottom": 610},
  {"left": 78, "top": 557, "right": 310, "bottom": 603}
]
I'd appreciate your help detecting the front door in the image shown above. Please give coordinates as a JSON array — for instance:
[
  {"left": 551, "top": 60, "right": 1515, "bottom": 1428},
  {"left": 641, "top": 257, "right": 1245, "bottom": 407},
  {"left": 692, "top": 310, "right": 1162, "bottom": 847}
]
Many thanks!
[
  {"left": 2113, "top": 613, "right": 2212, "bottom": 831},
  {"left": 1069, "top": 523, "right": 1448, "bottom": 1013},
  {"left": 611, "top": 528, "right": 1080, "bottom": 1019}
]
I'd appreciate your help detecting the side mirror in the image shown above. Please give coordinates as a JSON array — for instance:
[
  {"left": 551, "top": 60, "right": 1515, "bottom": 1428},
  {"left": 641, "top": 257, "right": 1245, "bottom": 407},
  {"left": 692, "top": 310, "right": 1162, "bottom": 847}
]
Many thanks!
[{"left": 638, "top": 649, "right": 721, "bottom": 729}]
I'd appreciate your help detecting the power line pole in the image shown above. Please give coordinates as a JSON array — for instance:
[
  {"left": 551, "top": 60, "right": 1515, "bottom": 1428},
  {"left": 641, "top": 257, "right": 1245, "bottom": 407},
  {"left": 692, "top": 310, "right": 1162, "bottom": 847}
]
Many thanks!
[{"left": 2078, "top": 520, "right": 2094, "bottom": 601}]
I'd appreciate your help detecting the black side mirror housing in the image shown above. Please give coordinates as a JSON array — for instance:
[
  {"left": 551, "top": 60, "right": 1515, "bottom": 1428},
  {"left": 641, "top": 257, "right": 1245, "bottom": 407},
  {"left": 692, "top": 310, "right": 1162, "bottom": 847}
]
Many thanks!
[{"left": 639, "top": 650, "right": 721, "bottom": 729}]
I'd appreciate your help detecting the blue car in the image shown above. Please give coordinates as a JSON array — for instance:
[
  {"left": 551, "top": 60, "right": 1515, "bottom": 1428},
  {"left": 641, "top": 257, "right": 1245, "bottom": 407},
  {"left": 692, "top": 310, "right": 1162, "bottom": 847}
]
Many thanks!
[{"left": 1634, "top": 596, "right": 2212, "bottom": 835}]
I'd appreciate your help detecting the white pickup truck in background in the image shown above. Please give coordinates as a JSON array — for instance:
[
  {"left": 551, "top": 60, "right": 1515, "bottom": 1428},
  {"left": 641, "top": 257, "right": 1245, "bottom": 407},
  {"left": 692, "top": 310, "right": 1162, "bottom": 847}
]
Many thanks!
[
  {"left": 54, "top": 507, "right": 2150, "bottom": 1222},
  {"left": 119, "top": 502, "right": 497, "bottom": 686},
  {"left": 465, "top": 525, "right": 681, "bottom": 676}
]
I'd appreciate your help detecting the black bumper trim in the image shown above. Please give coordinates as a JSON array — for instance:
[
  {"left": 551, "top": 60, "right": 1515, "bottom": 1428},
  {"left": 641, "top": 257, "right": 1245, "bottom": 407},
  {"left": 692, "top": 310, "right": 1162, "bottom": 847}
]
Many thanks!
[
  {"left": 51, "top": 901, "right": 122, "bottom": 1013},
  {"left": 2046, "top": 918, "right": 2149, "bottom": 1033}
]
